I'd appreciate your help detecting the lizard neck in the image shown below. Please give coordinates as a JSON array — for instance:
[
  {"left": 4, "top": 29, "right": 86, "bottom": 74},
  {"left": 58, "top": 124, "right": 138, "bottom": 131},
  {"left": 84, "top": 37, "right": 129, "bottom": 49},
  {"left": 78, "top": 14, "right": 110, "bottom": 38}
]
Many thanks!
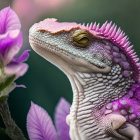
[{"left": 67, "top": 64, "right": 133, "bottom": 140}]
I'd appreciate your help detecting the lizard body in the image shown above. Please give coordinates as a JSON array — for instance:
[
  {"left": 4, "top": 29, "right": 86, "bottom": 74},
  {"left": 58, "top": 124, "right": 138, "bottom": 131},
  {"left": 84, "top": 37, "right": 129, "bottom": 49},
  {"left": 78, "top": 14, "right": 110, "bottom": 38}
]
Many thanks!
[{"left": 29, "top": 18, "right": 140, "bottom": 140}]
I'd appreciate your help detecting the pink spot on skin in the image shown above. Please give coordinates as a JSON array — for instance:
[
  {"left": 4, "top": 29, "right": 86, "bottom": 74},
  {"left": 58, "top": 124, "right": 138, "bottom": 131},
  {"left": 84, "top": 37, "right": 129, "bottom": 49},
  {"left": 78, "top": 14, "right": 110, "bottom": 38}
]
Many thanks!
[
  {"left": 113, "top": 57, "right": 120, "bottom": 63},
  {"left": 112, "top": 46, "right": 119, "bottom": 52},
  {"left": 123, "top": 70, "right": 130, "bottom": 77},
  {"left": 121, "top": 53, "right": 127, "bottom": 61},
  {"left": 135, "top": 88, "right": 140, "bottom": 100},
  {"left": 104, "top": 83, "right": 140, "bottom": 130},
  {"left": 112, "top": 52, "right": 120, "bottom": 57},
  {"left": 121, "top": 62, "right": 130, "bottom": 70}
]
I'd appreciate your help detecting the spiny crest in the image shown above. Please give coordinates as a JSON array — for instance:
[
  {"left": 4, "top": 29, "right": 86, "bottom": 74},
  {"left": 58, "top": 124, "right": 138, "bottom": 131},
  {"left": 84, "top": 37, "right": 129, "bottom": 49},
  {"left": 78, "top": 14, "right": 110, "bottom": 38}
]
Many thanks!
[{"left": 85, "top": 21, "right": 140, "bottom": 82}]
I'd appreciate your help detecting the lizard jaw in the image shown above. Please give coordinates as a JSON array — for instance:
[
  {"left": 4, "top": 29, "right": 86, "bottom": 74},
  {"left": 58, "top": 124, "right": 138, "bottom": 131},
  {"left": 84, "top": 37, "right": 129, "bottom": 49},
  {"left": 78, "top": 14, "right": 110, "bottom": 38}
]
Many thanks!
[{"left": 29, "top": 35, "right": 111, "bottom": 75}]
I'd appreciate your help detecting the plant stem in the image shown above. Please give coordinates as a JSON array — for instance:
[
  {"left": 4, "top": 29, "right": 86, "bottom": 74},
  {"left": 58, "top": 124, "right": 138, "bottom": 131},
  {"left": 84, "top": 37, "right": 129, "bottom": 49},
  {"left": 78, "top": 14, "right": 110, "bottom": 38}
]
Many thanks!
[{"left": 0, "top": 98, "right": 27, "bottom": 140}]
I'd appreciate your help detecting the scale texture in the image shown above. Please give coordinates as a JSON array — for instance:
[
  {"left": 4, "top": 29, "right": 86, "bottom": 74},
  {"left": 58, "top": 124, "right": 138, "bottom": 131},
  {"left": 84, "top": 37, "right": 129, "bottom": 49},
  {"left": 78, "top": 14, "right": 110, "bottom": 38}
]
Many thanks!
[{"left": 29, "top": 18, "right": 140, "bottom": 140}]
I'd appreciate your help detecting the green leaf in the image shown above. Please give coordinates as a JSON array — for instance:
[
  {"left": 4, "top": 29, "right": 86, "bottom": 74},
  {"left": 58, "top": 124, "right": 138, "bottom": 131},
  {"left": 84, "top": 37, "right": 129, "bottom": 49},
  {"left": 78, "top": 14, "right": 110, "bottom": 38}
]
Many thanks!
[
  {"left": 0, "top": 75, "right": 16, "bottom": 92},
  {"left": 0, "top": 96, "right": 7, "bottom": 102}
]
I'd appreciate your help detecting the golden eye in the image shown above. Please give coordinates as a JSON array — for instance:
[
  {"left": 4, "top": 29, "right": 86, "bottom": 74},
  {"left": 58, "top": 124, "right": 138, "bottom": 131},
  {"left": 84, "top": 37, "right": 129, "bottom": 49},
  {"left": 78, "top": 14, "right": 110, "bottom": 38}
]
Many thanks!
[{"left": 71, "top": 29, "right": 90, "bottom": 47}]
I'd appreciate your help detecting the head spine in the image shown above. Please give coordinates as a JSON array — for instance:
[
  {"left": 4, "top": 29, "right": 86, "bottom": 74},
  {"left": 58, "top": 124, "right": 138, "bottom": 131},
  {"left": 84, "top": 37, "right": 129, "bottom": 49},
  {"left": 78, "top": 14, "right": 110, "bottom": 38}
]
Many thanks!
[{"left": 84, "top": 21, "right": 140, "bottom": 82}]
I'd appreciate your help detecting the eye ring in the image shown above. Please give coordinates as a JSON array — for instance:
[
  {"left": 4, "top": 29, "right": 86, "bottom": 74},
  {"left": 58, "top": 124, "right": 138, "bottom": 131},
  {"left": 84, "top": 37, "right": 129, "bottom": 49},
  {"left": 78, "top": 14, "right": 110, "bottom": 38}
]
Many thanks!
[{"left": 71, "top": 29, "right": 91, "bottom": 48}]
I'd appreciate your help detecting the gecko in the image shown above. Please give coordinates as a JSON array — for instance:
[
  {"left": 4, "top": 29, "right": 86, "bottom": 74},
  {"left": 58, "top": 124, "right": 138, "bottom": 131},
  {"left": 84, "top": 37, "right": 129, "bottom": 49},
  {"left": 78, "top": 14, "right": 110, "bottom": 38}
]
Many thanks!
[{"left": 29, "top": 18, "right": 140, "bottom": 140}]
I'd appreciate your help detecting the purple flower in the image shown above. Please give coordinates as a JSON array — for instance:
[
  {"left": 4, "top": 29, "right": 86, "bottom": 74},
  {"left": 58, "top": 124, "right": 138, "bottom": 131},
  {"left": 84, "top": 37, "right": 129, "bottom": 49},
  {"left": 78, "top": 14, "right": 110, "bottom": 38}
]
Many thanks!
[
  {"left": 0, "top": 7, "right": 29, "bottom": 79},
  {"left": 27, "top": 98, "right": 71, "bottom": 140}
]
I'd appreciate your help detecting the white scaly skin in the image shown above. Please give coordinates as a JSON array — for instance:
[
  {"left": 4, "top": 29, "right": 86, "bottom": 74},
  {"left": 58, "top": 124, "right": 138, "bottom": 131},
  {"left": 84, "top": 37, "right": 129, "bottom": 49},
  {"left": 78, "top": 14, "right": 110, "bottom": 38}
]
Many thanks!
[
  {"left": 118, "top": 123, "right": 140, "bottom": 140},
  {"left": 29, "top": 19, "right": 140, "bottom": 140}
]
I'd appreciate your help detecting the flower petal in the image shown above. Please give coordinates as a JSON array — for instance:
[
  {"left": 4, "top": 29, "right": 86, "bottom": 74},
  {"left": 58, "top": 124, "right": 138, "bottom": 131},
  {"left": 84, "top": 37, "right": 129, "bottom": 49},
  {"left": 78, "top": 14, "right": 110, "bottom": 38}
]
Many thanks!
[
  {"left": 0, "top": 7, "right": 23, "bottom": 62},
  {"left": 12, "top": 50, "right": 30, "bottom": 63},
  {"left": 4, "top": 63, "right": 28, "bottom": 79},
  {"left": 16, "top": 84, "right": 26, "bottom": 88},
  {"left": 3, "top": 46, "right": 20, "bottom": 65},
  {"left": 9, "top": 30, "right": 23, "bottom": 47},
  {"left": 27, "top": 102, "right": 57, "bottom": 140},
  {"left": 0, "top": 31, "right": 23, "bottom": 61},
  {"left": 0, "top": 7, "right": 21, "bottom": 34},
  {"left": 55, "top": 98, "right": 71, "bottom": 140}
]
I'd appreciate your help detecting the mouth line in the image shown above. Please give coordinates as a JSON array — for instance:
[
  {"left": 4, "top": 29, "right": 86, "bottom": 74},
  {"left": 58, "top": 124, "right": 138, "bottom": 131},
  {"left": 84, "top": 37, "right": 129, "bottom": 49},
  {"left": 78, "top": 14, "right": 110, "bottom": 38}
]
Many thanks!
[
  {"left": 30, "top": 35, "right": 79, "bottom": 60},
  {"left": 29, "top": 35, "right": 106, "bottom": 69}
]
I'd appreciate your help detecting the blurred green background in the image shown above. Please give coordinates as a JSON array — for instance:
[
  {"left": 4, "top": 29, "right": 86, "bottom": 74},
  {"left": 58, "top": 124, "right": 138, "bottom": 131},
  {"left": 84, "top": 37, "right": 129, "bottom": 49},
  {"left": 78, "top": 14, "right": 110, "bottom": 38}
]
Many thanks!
[{"left": 0, "top": 0, "right": 140, "bottom": 139}]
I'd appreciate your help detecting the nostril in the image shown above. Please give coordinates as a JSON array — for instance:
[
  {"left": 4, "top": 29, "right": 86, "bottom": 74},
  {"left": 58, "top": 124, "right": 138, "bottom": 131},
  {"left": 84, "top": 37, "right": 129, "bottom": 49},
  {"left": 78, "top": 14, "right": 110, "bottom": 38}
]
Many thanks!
[{"left": 39, "top": 29, "right": 46, "bottom": 33}]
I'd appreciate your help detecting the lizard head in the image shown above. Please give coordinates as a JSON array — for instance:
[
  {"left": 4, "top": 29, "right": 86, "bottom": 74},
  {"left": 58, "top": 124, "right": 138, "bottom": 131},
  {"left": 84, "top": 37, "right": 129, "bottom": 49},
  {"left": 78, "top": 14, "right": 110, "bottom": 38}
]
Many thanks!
[
  {"left": 29, "top": 18, "right": 112, "bottom": 75},
  {"left": 29, "top": 18, "right": 139, "bottom": 82},
  {"left": 29, "top": 18, "right": 140, "bottom": 140}
]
